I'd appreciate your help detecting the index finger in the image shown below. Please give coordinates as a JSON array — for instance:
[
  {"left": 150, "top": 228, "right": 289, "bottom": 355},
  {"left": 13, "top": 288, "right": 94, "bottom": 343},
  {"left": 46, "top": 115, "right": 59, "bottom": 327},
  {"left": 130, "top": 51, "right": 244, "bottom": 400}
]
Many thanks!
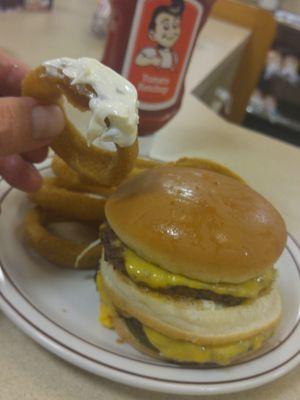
[{"left": 0, "top": 49, "right": 29, "bottom": 96}]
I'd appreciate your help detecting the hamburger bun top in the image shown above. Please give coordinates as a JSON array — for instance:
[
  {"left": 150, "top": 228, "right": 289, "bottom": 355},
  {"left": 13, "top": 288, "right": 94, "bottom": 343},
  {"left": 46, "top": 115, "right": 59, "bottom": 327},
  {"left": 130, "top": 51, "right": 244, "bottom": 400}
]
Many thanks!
[{"left": 105, "top": 166, "right": 287, "bottom": 283}]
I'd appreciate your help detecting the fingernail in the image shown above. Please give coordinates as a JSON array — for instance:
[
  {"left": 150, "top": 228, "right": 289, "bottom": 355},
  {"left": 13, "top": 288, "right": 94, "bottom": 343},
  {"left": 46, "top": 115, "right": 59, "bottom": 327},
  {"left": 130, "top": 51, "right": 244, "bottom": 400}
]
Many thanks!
[{"left": 32, "top": 105, "right": 64, "bottom": 140}]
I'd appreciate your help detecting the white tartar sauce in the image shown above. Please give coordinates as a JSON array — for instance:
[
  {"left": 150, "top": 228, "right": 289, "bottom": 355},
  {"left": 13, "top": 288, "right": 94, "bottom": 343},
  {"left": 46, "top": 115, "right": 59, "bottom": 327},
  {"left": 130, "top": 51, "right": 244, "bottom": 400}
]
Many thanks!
[{"left": 43, "top": 57, "right": 139, "bottom": 147}]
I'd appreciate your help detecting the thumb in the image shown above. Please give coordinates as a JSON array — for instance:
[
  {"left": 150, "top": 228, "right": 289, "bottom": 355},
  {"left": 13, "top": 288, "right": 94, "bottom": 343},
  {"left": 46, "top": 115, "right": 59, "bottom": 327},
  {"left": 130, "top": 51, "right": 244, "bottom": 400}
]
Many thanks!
[{"left": 0, "top": 97, "right": 64, "bottom": 157}]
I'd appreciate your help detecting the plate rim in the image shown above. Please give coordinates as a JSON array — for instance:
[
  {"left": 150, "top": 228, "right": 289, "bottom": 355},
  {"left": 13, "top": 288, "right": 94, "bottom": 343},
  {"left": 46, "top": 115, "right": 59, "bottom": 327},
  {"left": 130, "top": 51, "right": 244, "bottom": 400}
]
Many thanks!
[{"left": 0, "top": 172, "right": 300, "bottom": 395}]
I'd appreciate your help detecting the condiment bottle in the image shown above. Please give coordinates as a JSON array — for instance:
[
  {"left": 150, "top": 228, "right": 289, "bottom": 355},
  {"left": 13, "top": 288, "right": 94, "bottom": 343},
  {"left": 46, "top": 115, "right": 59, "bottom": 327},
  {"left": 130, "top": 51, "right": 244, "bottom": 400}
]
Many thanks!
[{"left": 102, "top": 0, "right": 216, "bottom": 135}]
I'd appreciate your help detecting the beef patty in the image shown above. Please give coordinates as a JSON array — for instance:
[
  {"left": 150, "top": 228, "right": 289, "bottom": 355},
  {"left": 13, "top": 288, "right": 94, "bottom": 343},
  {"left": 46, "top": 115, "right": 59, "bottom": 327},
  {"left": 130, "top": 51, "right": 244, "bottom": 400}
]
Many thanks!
[{"left": 99, "top": 222, "right": 244, "bottom": 306}]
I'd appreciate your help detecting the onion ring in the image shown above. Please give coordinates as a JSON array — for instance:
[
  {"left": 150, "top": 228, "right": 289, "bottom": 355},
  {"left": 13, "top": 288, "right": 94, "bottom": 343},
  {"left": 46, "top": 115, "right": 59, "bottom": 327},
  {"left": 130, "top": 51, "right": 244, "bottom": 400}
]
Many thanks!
[
  {"left": 24, "top": 207, "right": 101, "bottom": 269},
  {"left": 22, "top": 63, "right": 138, "bottom": 186},
  {"left": 51, "top": 155, "right": 243, "bottom": 193},
  {"left": 135, "top": 157, "right": 164, "bottom": 169},
  {"left": 51, "top": 155, "right": 164, "bottom": 191},
  {"left": 51, "top": 156, "right": 115, "bottom": 197},
  {"left": 29, "top": 179, "right": 106, "bottom": 222},
  {"left": 172, "top": 158, "right": 244, "bottom": 182},
  {"left": 134, "top": 157, "right": 243, "bottom": 182}
]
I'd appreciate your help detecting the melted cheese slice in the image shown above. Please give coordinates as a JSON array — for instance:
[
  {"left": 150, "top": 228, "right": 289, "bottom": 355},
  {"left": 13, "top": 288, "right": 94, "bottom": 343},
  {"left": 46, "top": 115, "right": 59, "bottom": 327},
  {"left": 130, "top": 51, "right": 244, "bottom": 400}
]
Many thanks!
[
  {"left": 143, "top": 326, "right": 272, "bottom": 365},
  {"left": 97, "top": 272, "right": 114, "bottom": 329},
  {"left": 124, "top": 249, "right": 275, "bottom": 298}
]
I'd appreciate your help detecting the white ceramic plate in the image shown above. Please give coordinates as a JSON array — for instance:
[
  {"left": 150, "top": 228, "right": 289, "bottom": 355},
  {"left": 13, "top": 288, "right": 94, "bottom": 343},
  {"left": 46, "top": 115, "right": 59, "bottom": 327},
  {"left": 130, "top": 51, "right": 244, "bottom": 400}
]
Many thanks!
[{"left": 0, "top": 161, "right": 299, "bottom": 396}]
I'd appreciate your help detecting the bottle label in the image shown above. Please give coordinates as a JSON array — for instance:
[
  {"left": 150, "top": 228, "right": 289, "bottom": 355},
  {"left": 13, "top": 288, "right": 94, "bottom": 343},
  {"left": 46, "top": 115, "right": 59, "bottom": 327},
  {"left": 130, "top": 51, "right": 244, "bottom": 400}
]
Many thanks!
[{"left": 122, "top": 0, "right": 203, "bottom": 111}]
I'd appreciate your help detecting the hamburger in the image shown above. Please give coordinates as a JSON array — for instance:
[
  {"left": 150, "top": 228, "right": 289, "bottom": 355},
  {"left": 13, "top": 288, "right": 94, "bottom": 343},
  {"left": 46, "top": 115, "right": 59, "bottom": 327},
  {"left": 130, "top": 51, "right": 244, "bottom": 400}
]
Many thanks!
[{"left": 97, "top": 165, "right": 286, "bottom": 365}]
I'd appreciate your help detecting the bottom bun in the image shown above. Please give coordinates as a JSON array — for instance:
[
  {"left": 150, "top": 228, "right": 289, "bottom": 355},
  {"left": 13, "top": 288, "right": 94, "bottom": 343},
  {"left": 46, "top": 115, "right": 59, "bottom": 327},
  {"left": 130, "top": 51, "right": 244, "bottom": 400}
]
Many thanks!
[{"left": 112, "top": 313, "right": 274, "bottom": 365}]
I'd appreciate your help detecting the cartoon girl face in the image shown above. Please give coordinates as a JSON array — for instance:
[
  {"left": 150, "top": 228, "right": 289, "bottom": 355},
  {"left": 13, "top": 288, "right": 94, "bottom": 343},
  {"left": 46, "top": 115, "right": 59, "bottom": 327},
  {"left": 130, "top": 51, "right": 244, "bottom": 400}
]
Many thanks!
[{"left": 149, "top": 12, "right": 181, "bottom": 48}]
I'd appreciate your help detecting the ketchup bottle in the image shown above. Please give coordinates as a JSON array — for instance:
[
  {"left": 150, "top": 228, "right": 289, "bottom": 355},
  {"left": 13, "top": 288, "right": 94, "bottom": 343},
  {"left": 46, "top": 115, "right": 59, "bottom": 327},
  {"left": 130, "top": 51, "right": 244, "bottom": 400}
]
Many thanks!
[{"left": 102, "top": 0, "right": 216, "bottom": 135}]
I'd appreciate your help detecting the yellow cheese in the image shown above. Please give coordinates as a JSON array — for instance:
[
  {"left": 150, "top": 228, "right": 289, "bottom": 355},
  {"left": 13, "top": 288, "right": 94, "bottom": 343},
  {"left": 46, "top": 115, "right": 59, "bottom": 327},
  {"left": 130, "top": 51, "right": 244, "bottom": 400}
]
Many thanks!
[
  {"left": 99, "top": 303, "right": 114, "bottom": 329},
  {"left": 96, "top": 272, "right": 114, "bottom": 329},
  {"left": 124, "top": 249, "right": 275, "bottom": 298},
  {"left": 143, "top": 326, "right": 271, "bottom": 365}
]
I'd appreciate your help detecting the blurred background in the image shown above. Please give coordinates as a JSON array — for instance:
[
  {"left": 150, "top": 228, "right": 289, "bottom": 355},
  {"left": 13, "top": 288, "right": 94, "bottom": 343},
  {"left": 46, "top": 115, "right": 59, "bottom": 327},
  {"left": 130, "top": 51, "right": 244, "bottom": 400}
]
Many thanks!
[{"left": 1, "top": 0, "right": 299, "bottom": 146}]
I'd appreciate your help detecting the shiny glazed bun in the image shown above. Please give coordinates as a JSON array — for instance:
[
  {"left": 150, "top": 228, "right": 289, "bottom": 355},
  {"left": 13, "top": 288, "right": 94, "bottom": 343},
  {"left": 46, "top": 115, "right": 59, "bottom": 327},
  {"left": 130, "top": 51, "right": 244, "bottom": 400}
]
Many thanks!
[{"left": 105, "top": 166, "right": 287, "bottom": 283}]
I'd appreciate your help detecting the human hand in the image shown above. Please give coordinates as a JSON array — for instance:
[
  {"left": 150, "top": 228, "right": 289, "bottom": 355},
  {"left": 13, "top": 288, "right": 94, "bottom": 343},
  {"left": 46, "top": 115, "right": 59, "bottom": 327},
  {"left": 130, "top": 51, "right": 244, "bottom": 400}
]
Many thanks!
[{"left": 0, "top": 50, "right": 64, "bottom": 192}]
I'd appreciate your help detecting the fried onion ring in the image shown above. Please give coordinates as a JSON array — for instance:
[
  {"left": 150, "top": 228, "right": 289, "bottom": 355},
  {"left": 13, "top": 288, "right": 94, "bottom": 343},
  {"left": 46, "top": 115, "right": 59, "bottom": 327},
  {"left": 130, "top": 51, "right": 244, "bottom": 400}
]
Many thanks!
[
  {"left": 51, "top": 155, "right": 164, "bottom": 192},
  {"left": 22, "top": 63, "right": 138, "bottom": 186},
  {"left": 29, "top": 179, "right": 106, "bottom": 222},
  {"left": 51, "top": 154, "right": 244, "bottom": 194},
  {"left": 135, "top": 157, "right": 164, "bottom": 170},
  {"left": 172, "top": 158, "right": 244, "bottom": 183},
  {"left": 25, "top": 207, "right": 101, "bottom": 269},
  {"left": 51, "top": 156, "right": 115, "bottom": 197}
]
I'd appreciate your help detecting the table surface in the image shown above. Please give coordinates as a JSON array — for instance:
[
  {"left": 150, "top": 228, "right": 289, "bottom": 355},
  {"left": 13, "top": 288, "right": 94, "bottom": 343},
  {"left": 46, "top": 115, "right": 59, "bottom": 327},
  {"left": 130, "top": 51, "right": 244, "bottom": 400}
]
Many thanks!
[{"left": 0, "top": 1, "right": 300, "bottom": 400}]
